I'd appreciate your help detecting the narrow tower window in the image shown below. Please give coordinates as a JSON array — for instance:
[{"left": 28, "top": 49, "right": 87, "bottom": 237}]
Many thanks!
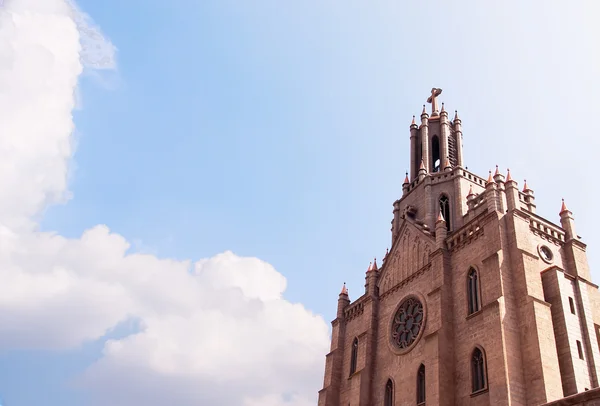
[
  {"left": 569, "top": 297, "right": 576, "bottom": 315},
  {"left": 417, "top": 364, "right": 426, "bottom": 404},
  {"left": 467, "top": 268, "right": 481, "bottom": 315},
  {"left": 439, "top": 195, "right": 451, "bottom": 231},
  {"left": 577, "top": 340, "right": 584, "bottom": 360},
  {"left": 349, "top": 338, "right": 358, "bottom": 375},
  {"left": 384, "top": 379, "right": 394, "bottom": 406},
  {"left": 471, "top": 347, "right": 487, "bottom": 393},
  {"left": 432, "top": 135, "right": 440, "bottom": 172}
]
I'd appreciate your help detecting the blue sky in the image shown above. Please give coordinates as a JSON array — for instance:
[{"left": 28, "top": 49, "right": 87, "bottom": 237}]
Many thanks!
[{"left": 0, "top": 1, "right": 599, "bottom": 405}]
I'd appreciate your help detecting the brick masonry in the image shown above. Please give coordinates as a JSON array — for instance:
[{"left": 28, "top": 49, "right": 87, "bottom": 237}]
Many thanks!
[{"left": 318, "top": 93, "right": 600, "bottom": 406}]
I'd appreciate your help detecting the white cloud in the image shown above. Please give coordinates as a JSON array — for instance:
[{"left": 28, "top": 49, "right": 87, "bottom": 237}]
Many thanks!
[{"left": 0, "top": 1, "right": 329, "bottom": 405}]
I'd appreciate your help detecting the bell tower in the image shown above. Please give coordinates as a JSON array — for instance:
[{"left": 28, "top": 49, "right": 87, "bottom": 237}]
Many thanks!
[
  {"left": 410, "top": 88, "right": 464, "bottom": 179},
  {"left": 394, "top": 88, "right": 475, "bottom": 242}
]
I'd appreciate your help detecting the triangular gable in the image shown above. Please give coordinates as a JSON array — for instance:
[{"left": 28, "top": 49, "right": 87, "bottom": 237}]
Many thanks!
[{"left": 377, "top": 219, "right": 435, "bottom": 295}]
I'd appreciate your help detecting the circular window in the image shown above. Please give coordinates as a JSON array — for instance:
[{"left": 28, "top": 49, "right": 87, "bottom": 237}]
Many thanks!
[
  {"left": 391, "top": 296, "right": 425, "bottom": 352},
  {"left": 538, "top": 245, "right": 554, "bottom": 263}
]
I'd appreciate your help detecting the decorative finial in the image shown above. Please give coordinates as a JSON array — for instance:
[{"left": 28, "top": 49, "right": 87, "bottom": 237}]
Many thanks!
[
  {"left": 506, "top": 168, "right": 513, "bottom": 182},
  {"left": 340, "top": 282, "right": 348, "bottom": 295},
  {"left": 440, "top": 102, "right": 446, "bottom": 113},
  {"left": 419, "top": 159, "right": 425, "bottom": 171},
  {"left": 437, "top": 210, "right": 446, "bottom": 222},
  {"left": 494, "top": 165, "right": 500, "bottom": 176},
  {"left": 486, "top": 170, "right": 494, "bottom": 185},
  {"left": 560, "top": 198, "right": 569, "bottom": 214},
  {"left": 372, "top": 258, "right": 378, "bottom": 271},
  {"left": 403, "top": 172, "right": 409, "bottom": 185},
  {"left": 523, "top": 179, "right": 529, "bottom": 192},
  {"left": 467, "top": 184, "right": 475, "bottom": 197},
  {"left": 411, "top": 115, "right": 416, "bottom": 126},
  {"left": 422, "top": 104, "right": 427, "bottom": 115},
  {"left": 385, "top": 247, "right": 389, "bottom": 256},
  {"left": 444, "top": 156, "right": 451, "bottom": 170},
  {"left": 454, "top": 110, "right": 460, "bottom": 121}
]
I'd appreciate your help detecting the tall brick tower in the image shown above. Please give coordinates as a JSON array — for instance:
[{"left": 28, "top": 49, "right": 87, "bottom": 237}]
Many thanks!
[{"left": 317, "top": 89, "right": 600, "bottom": 406}]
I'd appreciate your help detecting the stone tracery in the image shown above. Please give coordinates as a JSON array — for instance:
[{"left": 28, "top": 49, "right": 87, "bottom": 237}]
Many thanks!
[{"left": 391, "top": 297, "right": 424, "bottom": 350}]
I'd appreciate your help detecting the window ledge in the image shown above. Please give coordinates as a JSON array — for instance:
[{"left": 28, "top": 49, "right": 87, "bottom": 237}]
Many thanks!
[
  {"left": 466, "top": 309, "right": 482, "bottom": 320},
  {"left": 470, "top": 388, "right": 489, "bottom": 397}
]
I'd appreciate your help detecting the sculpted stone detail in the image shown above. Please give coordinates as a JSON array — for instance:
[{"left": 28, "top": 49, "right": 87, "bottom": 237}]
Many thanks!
[
  {"left": 380, "top": 228, "right": 432, "bottom": 295},
  {"left": 391, "top": 296, "right": 425, "bottom": 351}
]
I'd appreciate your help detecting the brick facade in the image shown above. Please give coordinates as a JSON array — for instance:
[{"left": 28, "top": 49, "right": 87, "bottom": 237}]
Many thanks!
[{"left": 318, "top": 90, "right": 600, "bottom": 405}]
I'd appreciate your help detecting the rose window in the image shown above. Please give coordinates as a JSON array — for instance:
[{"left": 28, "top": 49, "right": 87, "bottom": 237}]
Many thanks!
[{"left": 391, "top": 297, "right": 424, "bottom": 350}]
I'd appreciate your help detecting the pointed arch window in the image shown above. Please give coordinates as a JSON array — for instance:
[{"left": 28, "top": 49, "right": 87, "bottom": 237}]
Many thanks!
[
  {"left": 467, "top": 268, "right": 481, "bottom": 315},
  {"left": 439, "top": 195, "right": 451, "bottom": 231},
  {"left": 432, "top": 135, "right": 440, "bottom": 172},
  {"left": 384, "top": 379, "right": 394, "bottom": 406},
  {"left": 472, "top": 347, "right": 487, "bottom": 393},
  {"left": 417, "top": 364, "right": 426, "bottom": 404},
  {"left": 349, "top": 338, "right": 358, "bottom": 375}
]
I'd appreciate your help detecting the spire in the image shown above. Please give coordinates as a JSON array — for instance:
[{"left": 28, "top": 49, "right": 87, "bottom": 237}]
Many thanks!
[
  {"left": 506, "top": 168, "right": 513, "bottom": 182},
  {"left": 421, "top": 104, "right": 428, "bottom": 117},
  {"left": 494, "top": 165, "right": 500, "bottom": 176},
  {"left": 437, "top": 210, "right": 445, "bottom": 223},
  {"left": 486, "top": 170, "right": 494, "bottom": 185},
  {"left": 403, "top": 172, "right": 409, "bottom": 185},
  {"left": 435, "top": 210, "right": 448, "bottom": 249},
  {"left": 371, "top": 258, "right": 378, "bottom": 271},
  {"left": 411, "top": 115, "right": 416, "bottom": 126},
  {"left": 559, "top": 198, "right": 577, "bottom": 241},
  {"left": 454, "top": 110, "right": 460, "bottom": 121},
  {"left": 440, "top": 102, "right": 446, "bottom": 113},
  {"left": 340, "top": 282, "right": 348, "bottom": 296},
  {"left": 419, "top": 159, "right": 426, "bottom": 171},
  {"left": 444, "top": 156, "right": 451, "bottom": 170},
  {"left": 467, "top": 184, "right": 475, "bottom": 198},
  {"left": 560, "top": 198, "right": 569, "bottom": 214},
  {"left": 523, "top": 179, "right": 530, "bottom": 192}
]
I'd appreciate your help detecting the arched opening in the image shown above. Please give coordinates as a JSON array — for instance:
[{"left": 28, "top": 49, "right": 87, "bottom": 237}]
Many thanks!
[
  {"left": 432, "top": 135, "right": 440, "bottom": 172},
  {"left": 417, "top": 364, "right": 426, "bottom": 404},
  {"left": 472, "top": 347, "right": 487, "bottom": 393},
  {"left": 384, "top": 379, "right": 394, "bottom": 406},
  {"left": 467, "top": 268, "right": 481, "bottom": 315},
  {"left": 349, "top": 338, "right": 358, "bottom": 375},
  {"left": 439, "top": 195, "right": 451, "bottom": 231}
]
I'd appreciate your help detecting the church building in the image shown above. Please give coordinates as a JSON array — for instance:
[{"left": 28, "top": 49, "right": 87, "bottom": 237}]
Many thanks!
[{"left": 318, "top": 89, "right": 600, "bottom": 405}]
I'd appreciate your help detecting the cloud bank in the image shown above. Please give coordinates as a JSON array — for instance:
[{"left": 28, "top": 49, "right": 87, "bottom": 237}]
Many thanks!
[{"left": 0, "top": 1, "right": 329, "bottom": 405}]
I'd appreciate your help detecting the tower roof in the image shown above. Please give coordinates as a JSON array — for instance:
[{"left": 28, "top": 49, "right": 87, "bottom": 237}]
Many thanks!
[
  {"left": 444, "top": 156, "right": 451, "bottom": 170},
  {"left": 494, "top": 165, "right": 500, "bottom": 176},
  {"left": 437, "top": 210, "right": 446, "bottom": 222},
  {"left": 506, "top": 168, "right": 513, "bottom": 182},
  {"left": 523, "top": 180, "right": 530, "bottom": 192},
  {"left": 340, "top": 282, "right": 348, "bottom": 296},
  {"left": 560, "top": 199, "right": 569, "bottom": 214},
  {"left": 367, "top": 258, "right": 378, "bottom": 272},
  {"left": 486, "top": 171, "right": 494, "bottom": 185},
  {"left": 403, "top": 172, "right": 409, "bottom": 185}
]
